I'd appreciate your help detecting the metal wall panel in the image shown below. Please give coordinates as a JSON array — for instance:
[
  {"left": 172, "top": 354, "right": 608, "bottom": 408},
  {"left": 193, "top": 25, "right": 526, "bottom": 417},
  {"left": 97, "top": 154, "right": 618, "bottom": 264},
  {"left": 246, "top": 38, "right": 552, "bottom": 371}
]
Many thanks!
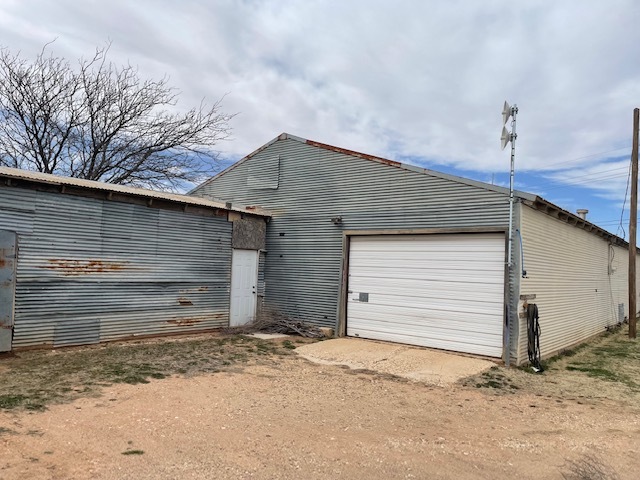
[
  {"left": 0, "top": 185, "right": 233, "bottom": 349},
  {"left": 192, "top": 138, "right": 512, "bottom": 333},
  {"left": 517, "top": 206, "right": 637, "bottom": 363},
  {"left": 0, "top": 230, "right": 17, "bottom": 351}
]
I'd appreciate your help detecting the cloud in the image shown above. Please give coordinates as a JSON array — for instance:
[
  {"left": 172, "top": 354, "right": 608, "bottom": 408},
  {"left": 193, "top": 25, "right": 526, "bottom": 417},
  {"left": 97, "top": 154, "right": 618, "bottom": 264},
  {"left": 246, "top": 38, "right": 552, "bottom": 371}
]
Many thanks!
[{"left": 1, "top": 0, "right": 639, "bottom": 207}]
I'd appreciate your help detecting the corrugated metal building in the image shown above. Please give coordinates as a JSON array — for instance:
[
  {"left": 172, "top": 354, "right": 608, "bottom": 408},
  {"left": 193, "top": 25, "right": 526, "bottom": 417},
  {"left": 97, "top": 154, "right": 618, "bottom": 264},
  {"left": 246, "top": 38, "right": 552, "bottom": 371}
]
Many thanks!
[
  {"left": 0, "top": 167, "right": 268, "bottom": 352},
  {"left": 191, "top": 133, "right": 639, "bottom": 365}
]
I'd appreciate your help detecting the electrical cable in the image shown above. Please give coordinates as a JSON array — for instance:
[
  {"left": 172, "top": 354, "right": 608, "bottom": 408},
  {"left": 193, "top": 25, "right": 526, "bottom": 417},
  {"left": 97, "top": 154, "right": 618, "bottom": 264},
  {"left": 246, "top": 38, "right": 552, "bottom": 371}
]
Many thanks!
[
  {"left": 617, "top": 156, "right": 633, "bottom": 238},
  {"left": 516, "top": 228, "right": 526, "bottom": 278},
  {"left": 536, "top": 147, "right": 630, "bottom": 170},
  {"left": 538, "top": 165, "right": 628, "bottom": 183},
  {"left": 526, "top": 303, "right": 543, "bottom": 372},
  {"left": 526, "top": 171, "right": 630, "bottom": 193}
]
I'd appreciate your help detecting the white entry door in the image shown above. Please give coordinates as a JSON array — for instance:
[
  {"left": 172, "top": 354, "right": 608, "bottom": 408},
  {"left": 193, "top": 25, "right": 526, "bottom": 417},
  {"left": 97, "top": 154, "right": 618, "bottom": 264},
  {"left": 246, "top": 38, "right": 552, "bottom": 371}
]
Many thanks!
[{"left": 230, "top": 249, "right": 259, "bottom": 326}]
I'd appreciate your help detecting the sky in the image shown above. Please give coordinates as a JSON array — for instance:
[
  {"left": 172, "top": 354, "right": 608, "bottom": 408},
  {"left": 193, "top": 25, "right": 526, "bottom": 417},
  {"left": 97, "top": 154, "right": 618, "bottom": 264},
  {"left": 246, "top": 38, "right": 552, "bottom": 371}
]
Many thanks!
[{"left": 1, "top": 0, "right": 639, "bottom": 236}]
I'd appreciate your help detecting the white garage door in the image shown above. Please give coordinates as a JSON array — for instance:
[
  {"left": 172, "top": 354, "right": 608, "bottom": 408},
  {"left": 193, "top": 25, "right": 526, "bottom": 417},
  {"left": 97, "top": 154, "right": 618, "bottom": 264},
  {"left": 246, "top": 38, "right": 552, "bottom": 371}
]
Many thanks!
[{"left": 347, "top": 233, "right": 505, "bottom": 357}]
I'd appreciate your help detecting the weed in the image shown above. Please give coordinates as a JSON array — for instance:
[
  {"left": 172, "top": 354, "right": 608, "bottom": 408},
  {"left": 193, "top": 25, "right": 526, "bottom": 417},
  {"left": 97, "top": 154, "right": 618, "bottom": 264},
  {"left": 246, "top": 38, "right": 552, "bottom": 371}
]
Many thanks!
[
  {"left": 565, "top": 365, "right": 618, "bottom": 381},
  {"left": 561, "top": 453, "right": 619, "bottom": 480},
  {"left": 122, "top": 450, "right": 145, "bottom": 455},
  {"left": 281, "top": 340, "right": 296, "bottom": 350},
  {"left": 465, "top": 366, "right": 521, "bottom": 393},
  {"left": 0, "top": 394, "right": 27, "bottom": 409}
]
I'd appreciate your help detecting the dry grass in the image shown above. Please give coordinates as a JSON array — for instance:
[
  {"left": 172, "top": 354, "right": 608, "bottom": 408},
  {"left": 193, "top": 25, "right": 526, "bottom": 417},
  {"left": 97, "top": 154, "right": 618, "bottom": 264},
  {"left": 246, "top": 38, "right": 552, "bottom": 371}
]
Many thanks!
[
  {"left": 463, "top": 327, "right": 640, "bottom": 403},
  {"left": 0, "top": 333, "right": 316, "bottom": 411}
]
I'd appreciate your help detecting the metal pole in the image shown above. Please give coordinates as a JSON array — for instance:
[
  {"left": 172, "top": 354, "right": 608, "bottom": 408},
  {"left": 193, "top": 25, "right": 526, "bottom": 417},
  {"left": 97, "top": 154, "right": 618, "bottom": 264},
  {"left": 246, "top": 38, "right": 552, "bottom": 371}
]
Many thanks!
[
  {"left": 504, "top": 105, "right": 517, "bottom": 367},
  {"left": 629, "top": 108, "right": 638, "bottom": 339},
  {"left": 507, "top": 105, "right": 518, "bottom": 268}
]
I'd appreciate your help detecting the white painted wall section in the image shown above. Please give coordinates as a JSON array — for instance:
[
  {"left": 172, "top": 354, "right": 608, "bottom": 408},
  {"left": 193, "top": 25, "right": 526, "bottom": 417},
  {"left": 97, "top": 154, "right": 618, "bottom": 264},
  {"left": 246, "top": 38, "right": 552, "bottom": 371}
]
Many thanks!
[{"left": 517, "top": 206, "right": 640, "bottom": 362}]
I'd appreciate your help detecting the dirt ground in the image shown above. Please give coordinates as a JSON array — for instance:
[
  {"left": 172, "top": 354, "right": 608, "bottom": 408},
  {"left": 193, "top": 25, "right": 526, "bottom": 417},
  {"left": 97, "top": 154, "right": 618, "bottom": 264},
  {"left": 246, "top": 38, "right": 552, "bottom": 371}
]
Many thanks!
[{"left": 1, "top": 331, "right": 639, "bottom": 479}]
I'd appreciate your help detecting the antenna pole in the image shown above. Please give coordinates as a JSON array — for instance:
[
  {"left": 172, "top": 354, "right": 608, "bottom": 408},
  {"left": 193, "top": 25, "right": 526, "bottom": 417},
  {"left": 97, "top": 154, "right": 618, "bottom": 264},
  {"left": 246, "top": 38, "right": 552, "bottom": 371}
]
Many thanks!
[
  {"left": 629, "top": 108, "right": 638, "bottom": 339},
  {"left": 507, "top": 105, "right": 518, "bottom": 269},
  {"left": 501, "top": 101, "right": 518, "bottom": 368}
]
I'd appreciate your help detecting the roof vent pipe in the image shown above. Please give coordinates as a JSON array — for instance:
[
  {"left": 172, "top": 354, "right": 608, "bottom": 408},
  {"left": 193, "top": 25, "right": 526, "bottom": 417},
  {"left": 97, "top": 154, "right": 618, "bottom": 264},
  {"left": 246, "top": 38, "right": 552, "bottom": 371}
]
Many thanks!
[{"left": 576, "top": 209, "right": 589, "bottom": 220}]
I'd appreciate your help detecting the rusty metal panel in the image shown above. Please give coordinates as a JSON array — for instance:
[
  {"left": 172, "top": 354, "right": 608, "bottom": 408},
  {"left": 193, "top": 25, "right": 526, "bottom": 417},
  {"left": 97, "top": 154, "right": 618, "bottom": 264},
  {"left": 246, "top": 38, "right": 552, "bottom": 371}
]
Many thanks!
[
  {"left": 0, "top": 185, "right": 233, "bottom": 349},
  {"left": 0, "top": 230, "right": 17, "bottom": 352},
  {"left": 191, "top": 136, "right": 512, "bottom": 331}
]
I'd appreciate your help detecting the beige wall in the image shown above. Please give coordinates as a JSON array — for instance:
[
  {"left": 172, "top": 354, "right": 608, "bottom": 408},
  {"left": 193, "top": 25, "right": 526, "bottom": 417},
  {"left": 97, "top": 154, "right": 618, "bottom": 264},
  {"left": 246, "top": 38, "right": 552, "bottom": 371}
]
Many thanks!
[{"left": 516, "top": 206, "right": 638, "bottom": 364}]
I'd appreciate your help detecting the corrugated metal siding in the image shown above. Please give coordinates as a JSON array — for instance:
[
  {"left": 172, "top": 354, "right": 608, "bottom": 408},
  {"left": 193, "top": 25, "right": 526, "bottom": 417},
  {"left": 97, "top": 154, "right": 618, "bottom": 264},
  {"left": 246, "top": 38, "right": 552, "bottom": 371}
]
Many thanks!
[
  {"left": 257, "top": 250, "right": 266, "bottom": 297},
  {"left": 517, "top": 206, "right": 637, "bottom": 363},
  {"left": 0, "top": 185, "right": 233, "bottom": 349},
  {"left": 192, "top": 138, "right": 511, "bottom": 331}
]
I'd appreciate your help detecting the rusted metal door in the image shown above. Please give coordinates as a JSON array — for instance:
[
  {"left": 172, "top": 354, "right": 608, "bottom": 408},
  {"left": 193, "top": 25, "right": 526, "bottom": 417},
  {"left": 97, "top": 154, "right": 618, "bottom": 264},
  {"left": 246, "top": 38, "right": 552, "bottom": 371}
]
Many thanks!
[{"left": 0, "top": 230, "right": 17, "bottom": 352}]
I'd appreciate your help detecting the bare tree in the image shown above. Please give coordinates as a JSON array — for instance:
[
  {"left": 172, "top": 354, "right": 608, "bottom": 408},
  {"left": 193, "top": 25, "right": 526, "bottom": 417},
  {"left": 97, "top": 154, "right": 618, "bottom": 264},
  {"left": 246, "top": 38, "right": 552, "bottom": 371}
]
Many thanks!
[{"left": 0, "top": 43, "right": 233, "bottom": 189}]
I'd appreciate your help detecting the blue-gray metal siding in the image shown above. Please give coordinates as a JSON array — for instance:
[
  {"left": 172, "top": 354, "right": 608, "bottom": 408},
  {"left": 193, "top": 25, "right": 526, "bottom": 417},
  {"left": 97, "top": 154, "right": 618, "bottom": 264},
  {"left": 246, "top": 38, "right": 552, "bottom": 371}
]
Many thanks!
[
  {"left": 192, "top": 138, "right": 512, "bottom": 333},
  {"left": 0, "top": 185, "right": 233, "bottom": 349}
]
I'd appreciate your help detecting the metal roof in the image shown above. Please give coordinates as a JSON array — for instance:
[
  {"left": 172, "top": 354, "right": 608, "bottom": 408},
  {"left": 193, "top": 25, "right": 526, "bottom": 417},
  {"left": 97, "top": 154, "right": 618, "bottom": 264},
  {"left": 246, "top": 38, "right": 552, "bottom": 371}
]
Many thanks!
[
  {"left": 0, "top": 166, "right": 269, "bottom": 217},
  {"left": 193, "top": 133, "right": 628, "bottom": 247}
]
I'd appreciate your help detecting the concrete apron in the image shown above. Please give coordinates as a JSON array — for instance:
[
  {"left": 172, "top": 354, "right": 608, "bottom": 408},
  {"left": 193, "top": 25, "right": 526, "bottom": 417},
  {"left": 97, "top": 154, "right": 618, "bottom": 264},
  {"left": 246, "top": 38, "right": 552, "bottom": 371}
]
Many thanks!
[{"left": 295, "top": 338, "right": 496, "bottom": 386}]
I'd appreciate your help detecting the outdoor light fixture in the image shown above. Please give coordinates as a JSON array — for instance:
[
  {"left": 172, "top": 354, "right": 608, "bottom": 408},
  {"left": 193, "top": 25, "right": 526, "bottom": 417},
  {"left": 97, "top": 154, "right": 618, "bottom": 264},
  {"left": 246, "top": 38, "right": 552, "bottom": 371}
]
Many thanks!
[{"left": 331, "top": 216, "right": 343, "bottom": 225}]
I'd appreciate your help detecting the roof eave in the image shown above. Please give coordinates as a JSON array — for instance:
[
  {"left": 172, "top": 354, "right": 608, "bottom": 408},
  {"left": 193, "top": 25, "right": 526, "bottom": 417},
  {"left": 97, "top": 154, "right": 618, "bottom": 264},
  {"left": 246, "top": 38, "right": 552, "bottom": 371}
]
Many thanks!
[
  {"left": 0, "top": 167, "right": 270, "bottom": 218},
  {"left": 524, "top": 195, "right": 628, "bottom": 248}
]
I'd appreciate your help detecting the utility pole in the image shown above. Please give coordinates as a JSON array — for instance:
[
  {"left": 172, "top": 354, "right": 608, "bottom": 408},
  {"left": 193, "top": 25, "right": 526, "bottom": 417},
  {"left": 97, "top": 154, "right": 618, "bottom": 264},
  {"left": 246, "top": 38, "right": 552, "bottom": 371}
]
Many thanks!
[{"left": 629, "top": 108, "right": 638, "bottom": 339}]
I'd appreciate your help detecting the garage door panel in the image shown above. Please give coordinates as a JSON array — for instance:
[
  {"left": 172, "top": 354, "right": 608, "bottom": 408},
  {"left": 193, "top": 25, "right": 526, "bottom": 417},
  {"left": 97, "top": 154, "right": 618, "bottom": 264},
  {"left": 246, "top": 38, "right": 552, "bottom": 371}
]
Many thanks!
[
  {"left": 348, "top": 325, "right": 502, "bottom": 351},
  {"left": 347, "top": 303, "right": 501, "bottom": 331},
  {"left": 348, "top": 278, "right": 505, "bottom": 298},
  {"left": 348, "top": 295, "right": 502, "bottom": 315},
  {"left": 347, "top": 306, "right": 502, "bottom": 336},
  {"left": 350, "top": 248, "right": 504, "bottom": 261},
  {"left": 346, "top": 233, "right": 505, "bottom": 357},
  {"left": 349, "top": 266, "right": 504, "bottom": 282},
  {"left": 351, "top": 235, "right": 503, "bottom": 250}
]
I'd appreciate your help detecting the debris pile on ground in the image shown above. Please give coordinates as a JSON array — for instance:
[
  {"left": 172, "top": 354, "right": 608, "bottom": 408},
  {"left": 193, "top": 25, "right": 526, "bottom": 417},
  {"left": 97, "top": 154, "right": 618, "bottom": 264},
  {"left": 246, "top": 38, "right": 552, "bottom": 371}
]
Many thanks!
[{"left": 224, "top": 309, "right": 325, "bottom": 338}]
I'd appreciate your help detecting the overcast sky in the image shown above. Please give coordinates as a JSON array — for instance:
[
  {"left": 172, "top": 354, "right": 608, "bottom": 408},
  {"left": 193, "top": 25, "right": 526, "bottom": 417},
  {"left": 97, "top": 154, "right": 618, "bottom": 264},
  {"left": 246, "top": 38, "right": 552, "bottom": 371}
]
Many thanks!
[{"left": 1, "top": 0, "right": 639, "bottom": 233}]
